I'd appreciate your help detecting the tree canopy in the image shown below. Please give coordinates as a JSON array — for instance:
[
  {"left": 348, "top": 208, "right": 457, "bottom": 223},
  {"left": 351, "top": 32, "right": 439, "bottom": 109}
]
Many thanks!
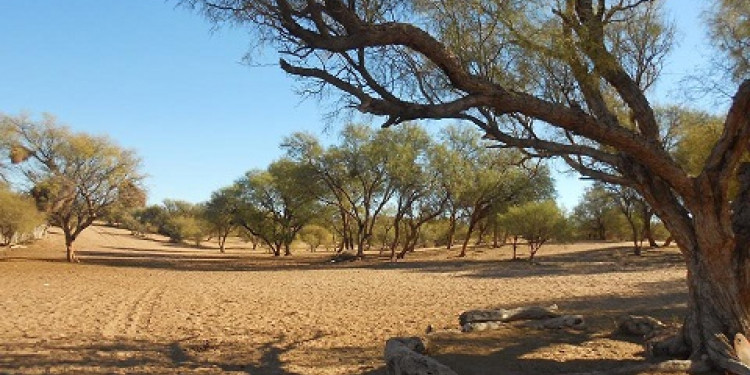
[{"left": 1, "top": 113, "right": 143, "bottom": 262}]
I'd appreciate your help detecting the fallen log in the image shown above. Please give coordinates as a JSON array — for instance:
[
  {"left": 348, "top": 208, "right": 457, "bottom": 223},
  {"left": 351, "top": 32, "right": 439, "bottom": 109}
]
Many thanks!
[
  {"left": 616, "top": 315, "right": 665, "bottom": 337},
  {"left": 384, "top": 337, "right": 458, "bottom": 375},
  {"left": 522, "top": 314, "right": 586, "bottom": 330},
  {"left": 459, "top": 304, "right": 559, "bottom": 326}
]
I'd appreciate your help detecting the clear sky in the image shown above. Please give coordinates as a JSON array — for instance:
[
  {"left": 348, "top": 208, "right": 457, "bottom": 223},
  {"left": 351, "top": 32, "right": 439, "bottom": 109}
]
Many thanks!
[{"left": 0, "top": 0, "right": 713, "bottom": 209}]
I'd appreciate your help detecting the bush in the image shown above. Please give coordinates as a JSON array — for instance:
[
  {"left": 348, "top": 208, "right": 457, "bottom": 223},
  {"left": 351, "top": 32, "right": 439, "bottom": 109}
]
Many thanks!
[
  {"left": 299, "top": 224, "right": 333, "bottom": 252},
  {"left": 165, "top": 215, "right": 207, "bottom": 247},
  {"left": 0, "top": 187, "right": 46, "bottom": 246},
  {"left": 500, "top": 201, "right": 569, "bottom": 261}
]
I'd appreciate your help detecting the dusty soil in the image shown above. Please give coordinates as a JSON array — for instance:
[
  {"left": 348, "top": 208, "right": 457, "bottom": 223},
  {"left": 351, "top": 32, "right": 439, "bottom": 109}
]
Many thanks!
[{"left": 0, "top": 225, "right": 693, "bottom": 374}]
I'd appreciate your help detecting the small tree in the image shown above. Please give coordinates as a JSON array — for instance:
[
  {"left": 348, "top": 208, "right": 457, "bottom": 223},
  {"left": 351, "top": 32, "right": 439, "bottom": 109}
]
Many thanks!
[
  {"left": 501, "top": 201, "right": 568, "bottom": 261},
  {"left": 203, "top": 186, "right": 242, "bottom": 252},
  {"left": 167, "top": 214, "right": 208, "bottom": 247},
  {"left": 572, "top": 183, "right": 624, "bottom": 241},
  {"left": 103, "top": 181, "right": 147, "bottom": 227},
  {"left": 3, "top": 114, "right": 143, "bottom": 262},
  {"left": 0, "top": 186, "right": 45, "bottom": 246},
  {"left": 299, "top": 224, "right": 333, "bottom": 252},
  {"left": 234, "top": 159, "right": 322, "bottom": 256}
]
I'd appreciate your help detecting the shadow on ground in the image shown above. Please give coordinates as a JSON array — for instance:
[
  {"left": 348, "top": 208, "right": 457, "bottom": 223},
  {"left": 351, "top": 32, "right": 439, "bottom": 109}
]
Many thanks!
[
  {"left": 362, "top": 283, "right": 690, "bottom": 375},
  {"left": 0, "top": 335, "right": 312, "bottom": 375},
  {"left": 50, "top": 243, "right": 685, "bottom": 281}
]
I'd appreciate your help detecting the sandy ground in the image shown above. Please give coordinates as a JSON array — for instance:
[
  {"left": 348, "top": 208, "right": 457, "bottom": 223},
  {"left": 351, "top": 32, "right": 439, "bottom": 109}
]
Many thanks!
[{"left": 0, "top": 225, "right": 691, "bottom": 375}]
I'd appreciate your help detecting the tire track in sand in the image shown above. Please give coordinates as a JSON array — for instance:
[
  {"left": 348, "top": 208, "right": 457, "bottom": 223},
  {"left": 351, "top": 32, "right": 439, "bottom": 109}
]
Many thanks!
[{"left": 102, "top": 285, "right": 162, "bottom": 339}]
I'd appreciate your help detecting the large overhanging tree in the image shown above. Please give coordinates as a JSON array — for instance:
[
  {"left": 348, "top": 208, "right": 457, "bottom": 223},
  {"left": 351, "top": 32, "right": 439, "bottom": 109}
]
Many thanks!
[{"left": 185, "top": 0, "right": 750, "bottom": 371}]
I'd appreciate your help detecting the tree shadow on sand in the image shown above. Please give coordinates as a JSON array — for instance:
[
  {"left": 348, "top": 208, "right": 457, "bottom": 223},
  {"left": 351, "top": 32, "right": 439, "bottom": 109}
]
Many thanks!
[
  {"left": 0, "top": 334, "right": 317, "bottom": 375},
  {"left": 360, "top": 279, "right": 691, "bottom": 375},
  {"left": 64, "top": 244, "right": 685, "bottom": 283}
]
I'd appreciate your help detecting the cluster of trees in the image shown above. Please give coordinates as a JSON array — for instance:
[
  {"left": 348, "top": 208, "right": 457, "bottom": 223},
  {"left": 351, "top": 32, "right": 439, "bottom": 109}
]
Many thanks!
[
  {"left": 0, "top": 184, "right": 45, "bottom": 246},
  {"left": 183, "top": 0, "right": 749, "bottom": 370},
  {"left": 118, "top": 123, "right": 567, "bottom": 259},
  {"left": 0, "top": 114, "right": 144, "bottom": 261}
]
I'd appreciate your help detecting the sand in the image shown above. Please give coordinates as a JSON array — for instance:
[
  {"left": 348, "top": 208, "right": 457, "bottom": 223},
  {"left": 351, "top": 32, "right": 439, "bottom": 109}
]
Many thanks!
[{"left": 0, "top": 225, "right": 690, "bottom": 374}]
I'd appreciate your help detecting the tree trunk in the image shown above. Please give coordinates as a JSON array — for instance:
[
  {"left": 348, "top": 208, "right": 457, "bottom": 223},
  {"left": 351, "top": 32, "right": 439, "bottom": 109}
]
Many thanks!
[
  {"left": 652, "top": 167, "right": 750, "bottom": 373},
  {"left": 219, "top": 232, "right": 228, "bottom": 253},
  {"left": 446, "top": 211, "right": 457, "bottom": 250},
  {"left": 642, "top": 209, "right": 659, "bottom": 248},
  {"left": 389, "top": 217, "right": 403, "bottom": 261},
  {"left": 597, "top": 220, "right": 606, "bottom": 241},
  {"left": 459, "top": 211, "right": 479, "bottom": 257},
  {"left": 655, "top": 245, "right": 750, "bottom": 373},
  {"left": 284, "top": 243, "right": 292, "bottom": 256},
  {"left": 475, "top": 220, "right": 488, "bottom": 246},
  {"left": 63, "top": 229, "right": 78, "bottom": 263},
  {"left": 66, "top": 241, "right": 77, "bottom": 262},
  {"left": 629, "top": 219, "right": 642, "bottom": 256},
  {"left": 397, "top": 222, "right": 420, "bottom": 259},
  {"left": 356, "top": 224, "right": 367, "bottom": 258},
  {"left": 492, "top": 223, "right": 500, "bottom": 248}
]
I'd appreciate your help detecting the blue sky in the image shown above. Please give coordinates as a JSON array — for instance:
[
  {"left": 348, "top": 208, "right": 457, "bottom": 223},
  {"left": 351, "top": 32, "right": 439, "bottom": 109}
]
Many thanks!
[{"left": 0, "top": 0, "right": 713, "bottom": 209}]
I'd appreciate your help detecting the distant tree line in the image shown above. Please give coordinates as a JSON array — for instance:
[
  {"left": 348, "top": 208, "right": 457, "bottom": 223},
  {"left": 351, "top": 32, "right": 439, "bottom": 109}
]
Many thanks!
[
  {"left": 119, "top": 123, "right": 576, "bottom": 260},
  {"left": 1, "top": 109, "right": 715, "bottom": 262}
]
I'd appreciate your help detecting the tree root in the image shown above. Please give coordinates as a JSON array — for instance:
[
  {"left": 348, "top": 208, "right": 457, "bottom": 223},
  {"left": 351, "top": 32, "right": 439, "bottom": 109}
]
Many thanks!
[
  {"left": 648, "top": 330, "right": 750, "bottom": 375},
  {"left": 705, "top": 333, "right": 750, "bottom": 375}
]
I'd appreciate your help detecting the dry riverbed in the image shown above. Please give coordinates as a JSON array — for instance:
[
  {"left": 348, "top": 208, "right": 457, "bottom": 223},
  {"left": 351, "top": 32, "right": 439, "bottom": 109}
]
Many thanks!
[{"left": 0, "top": 225, "right": 690, "bottom": 374}]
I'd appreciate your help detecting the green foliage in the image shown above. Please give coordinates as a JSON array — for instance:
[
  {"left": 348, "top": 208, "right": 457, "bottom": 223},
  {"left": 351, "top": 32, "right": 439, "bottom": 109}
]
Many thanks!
[
  {"left": 283, "top": 124, "right": 404, "bottom": 256},
  {"left": 299, "top": 224, "right": 333, "bottom": 252},
  {"left": 103, "top": 181, "right": 148, "bottom": 227},
  {"left": 133, "top": 205, "right": 169, "bottom": 234},
  {"left": 707, "top": 0, "right": 750, "bottom": 82},
  {"left": 0, "top": 186, "right": 45, "bottom": 245},
  {"left": 657, "top": 106, "right": 725, "bottom": 176},
  {"left": 500, "top": 200, "right": 568, "bottom": 260},
  {"left": 203, "top": 186, "right": 243, "bottom": 251},
  {"left": 436, "top": 124, "right": 555, "bottom": 255},
  {"left": 572, "top": 184, "right": 628, "bottom": 240},
  {"left": 166, "top": 214, "right": 208, "bottom": 246},
  {"left": 1, "top": 113, "right": 143, "bottom": 261},
  {"left": 234, "top": 158, "right": 322, "bottom": 256}
]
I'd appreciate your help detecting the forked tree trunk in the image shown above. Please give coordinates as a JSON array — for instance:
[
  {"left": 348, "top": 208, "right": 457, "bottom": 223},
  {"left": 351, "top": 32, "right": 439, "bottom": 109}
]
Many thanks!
[
  {"left": 657, "top": 243, "right": 750, "bottom": 372},
  {"left": 652, "top": 165, "right": 750, "bottom": 373},
  {"left": 66, "top": 241, "right": 77, "bottom": 262}
]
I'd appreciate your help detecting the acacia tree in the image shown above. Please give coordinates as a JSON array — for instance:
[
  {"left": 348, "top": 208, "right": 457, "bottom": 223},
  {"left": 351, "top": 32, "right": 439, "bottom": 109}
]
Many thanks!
[
  {"left": 606, "top": 184, "right": 646, "bottom": 255},
  {"left": 203, "top": 185, "right": 242, "bottom": 252},
  {"left": 283, "top": 124, "right": 397, "bottom": 257},
  {"left": 0, "top": 186, "right": 45, "bottom": 246},
  {"left": 189, "top": 0, "right": 750, "bottom": 371},
  {"left": 572, "top": 183, "right": 623, "bottom": 240},
  {"left": 500, "top": 200, "right": 569, "bottom": 261},
  {"left": 378, "top": 123, "right": 448, "bottom": 260},
  {"left": 437, "top": 125, "right": 554, "bottom": 256},
  {"left": 234, "top": 158, "right": 321, "bottom": 256},
  {"left": 3, "top": 114, "right": 143, "bottom": 262}
]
